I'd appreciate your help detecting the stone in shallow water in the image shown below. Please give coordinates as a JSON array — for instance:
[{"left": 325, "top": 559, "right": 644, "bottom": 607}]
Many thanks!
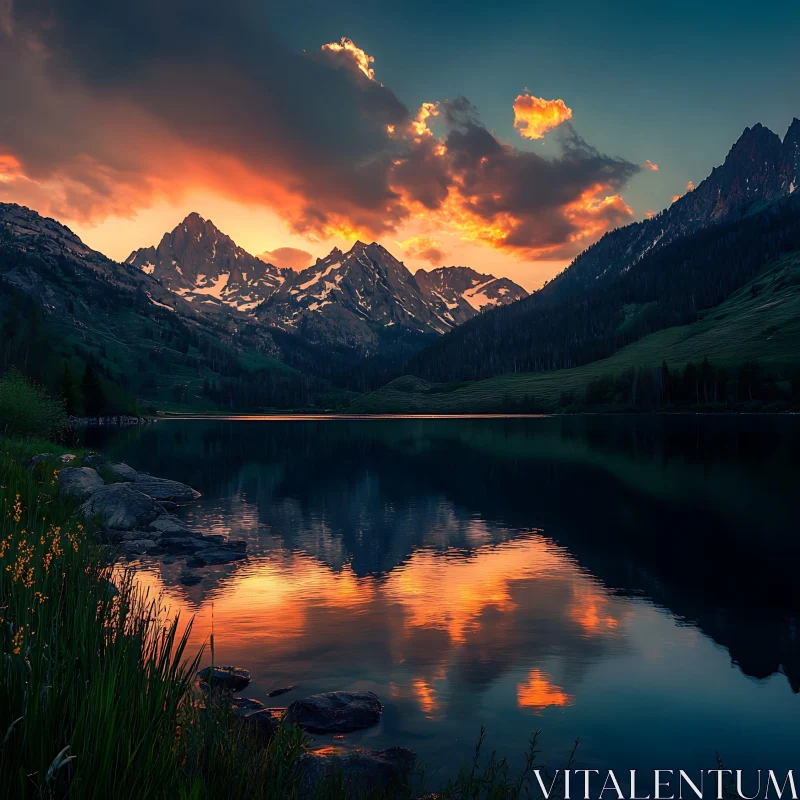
[
  {"left": 268, "top": 685, "right": 297, "bottom": 698},
  {"left": 149, "top": 514, "right": 193, "bottom": 536},
  {"left": 58, "top": 467, "right": 105, "bottom": 501},
  {"left": 297, "top": 747, "right": 415, "bottom": 799},
  {"left": 198, "top": 548, "right": 247, "bottom": 565},
  {"left": 197, "top": 665, "right": 251, "bottom": 692},
  {"left": 285, "top": 691, "right": 383, "bottom": 734}
]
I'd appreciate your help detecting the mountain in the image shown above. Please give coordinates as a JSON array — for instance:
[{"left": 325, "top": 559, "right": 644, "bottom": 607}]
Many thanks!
[
  {"left": 259, "top": 242, "right": 525, "bottom": 351},
  {"left": 126, "top": 212, "right": 287, "bottom": 313},
  {"left": 413, "top": 267, "right": 528, "bottom": 326},
  {"left": 404, "top": 119, "right": 800, "bottom": 384},
  {"left": 0, "top": 202, "right": 316, "bottom": 412},
  {"left": 128, "top": 217, "right": 528, "bottom": 354}
]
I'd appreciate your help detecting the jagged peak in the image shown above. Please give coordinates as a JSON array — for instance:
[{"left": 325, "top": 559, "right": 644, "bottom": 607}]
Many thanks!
[
  {"left": 726, "top": 122, "right": 782, "bottom": 163},
  {"left": 784, "top": 118, "right": 800, "bottom": 144}
]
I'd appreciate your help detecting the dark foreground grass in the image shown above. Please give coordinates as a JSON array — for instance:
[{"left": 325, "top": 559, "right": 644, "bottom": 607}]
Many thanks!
[{"left": 0, "top": 435, "right": 571, "bottom": 799}]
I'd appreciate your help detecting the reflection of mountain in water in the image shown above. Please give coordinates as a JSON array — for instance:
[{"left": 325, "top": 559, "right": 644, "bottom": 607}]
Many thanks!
[{"left": 84, "top": 416, "right": 800, "bottom": 692}]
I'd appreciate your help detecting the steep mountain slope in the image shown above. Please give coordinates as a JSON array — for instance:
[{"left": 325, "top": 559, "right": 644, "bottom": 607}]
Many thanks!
[
  {"left": 0, "top": 203, "right": 313, "bottom": 412},
  {"left": 258, "top": 241, "right": 527, "bottom": 352},
  {"left": 406, "top": 119, "right": 800, "bottom": 383},
  {"left": 353, "top": 249, "right": 800, "bottom": 414},
  {"left": 126, "top": 213, "right": 287, "bottom": 313},
  {"left": 128, "top": 218, "right": 527, "bottom": 354},
  {"left": 414, "top": 267, "right": 528, "bottom": 326}
]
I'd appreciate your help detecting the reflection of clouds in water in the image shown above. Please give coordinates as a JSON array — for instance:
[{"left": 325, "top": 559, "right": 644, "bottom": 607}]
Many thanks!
[
  {"left": 517, "top": 669, "right": 573, "bottom": 712},
  {"left": 130, "top": 526, "right": 631, "bottom": 721}
]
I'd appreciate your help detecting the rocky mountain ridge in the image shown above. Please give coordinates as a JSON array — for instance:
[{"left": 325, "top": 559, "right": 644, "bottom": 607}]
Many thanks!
[
  {"left": 127, "top": 215, "right": 528, "bottom": 352},
  {"left": 126, "top": 212, "right": 287, "bottom": 313},
  {"left": 550, "top": 118, "right": 800, "bottom": 294}
]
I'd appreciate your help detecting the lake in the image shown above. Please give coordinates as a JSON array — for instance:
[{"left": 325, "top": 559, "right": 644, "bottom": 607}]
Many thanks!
[{"left": 78, "top": 415, "right": 800, "bottom": 779}]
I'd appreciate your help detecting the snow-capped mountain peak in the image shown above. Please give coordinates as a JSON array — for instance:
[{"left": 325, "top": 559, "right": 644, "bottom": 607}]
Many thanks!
[{"left": 126, "top": 213, "right": 287, "bottom": 314}]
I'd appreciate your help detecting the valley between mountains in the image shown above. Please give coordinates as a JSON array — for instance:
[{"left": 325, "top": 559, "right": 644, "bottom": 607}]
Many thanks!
[{"left": 2, "top": 119, "right": 800, "bottom": 414}]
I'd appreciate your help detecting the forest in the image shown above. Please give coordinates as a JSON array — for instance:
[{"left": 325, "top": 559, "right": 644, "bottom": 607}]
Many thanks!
[{"left": 407, "top": 193, "right": 800, "bottom": 383}]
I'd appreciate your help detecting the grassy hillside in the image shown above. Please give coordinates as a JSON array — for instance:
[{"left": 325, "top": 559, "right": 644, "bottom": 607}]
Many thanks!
[{"left": 352, "top": 252, "right": 800, "bottom": 413}]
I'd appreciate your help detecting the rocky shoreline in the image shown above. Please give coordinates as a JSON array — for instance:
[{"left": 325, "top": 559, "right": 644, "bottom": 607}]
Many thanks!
[
  {"left": 33, "top": 449, "right": 416, "bottom": 797},
  {"left": 68, "top": 415, "right": 158, "bottom": 427}
]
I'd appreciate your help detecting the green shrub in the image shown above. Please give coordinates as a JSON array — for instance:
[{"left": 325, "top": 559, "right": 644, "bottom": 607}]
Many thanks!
[{"left": 0, "top": 369, "right": 68, "bottom": 438}]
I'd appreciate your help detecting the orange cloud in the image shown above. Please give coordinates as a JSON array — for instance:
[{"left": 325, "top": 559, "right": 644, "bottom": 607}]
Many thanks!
[
  {"left": 259, "top": 246, "right": 314, "bottom": 271},
  {"left": 2, "top": 8, "right": 640, "bottom": 266},
  {"left": 399, "top": 235, "right": 444, "bottom": 265},
  {"left": 671, "top": 180, "right": 695, "bottom": 204},
  {"left": 321, "top": 37, "right": 375, "bottom": 81},
  {"left": 643, "top": 159, "right": 659, "bottom": 171},
  {"left": 513, "top": 95, "right": 573, "bottom": 140},
  {"left": 411, "top": 102, "right": 439, "bottom": 138},
  {"left": 645, "top": 209, "right": 657, "bottom": 219}
]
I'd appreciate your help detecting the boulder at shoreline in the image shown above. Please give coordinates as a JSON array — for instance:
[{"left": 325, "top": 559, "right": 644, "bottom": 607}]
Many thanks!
[{"left": 285, "top": 691, "right": 384, "bottom": 734}]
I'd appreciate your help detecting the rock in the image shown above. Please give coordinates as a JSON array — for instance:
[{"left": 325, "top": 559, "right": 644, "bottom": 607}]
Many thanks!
[
  {"left": 231, "top": 697, "right": 264, "bottom": 711},
  {"left": 297, "top": 747, "right": 415, "bottom": 799},
  {"left": 268, "top": 685, "right": 297, "bottom": 698},
  {"left": 59, "top": 467, "right": 105, "bottom": 502},
  {"left": 194, "top": 533, "right": 227, "bottom": 546},
  {"left": 80, "top": 483, "right": 163, "bottom": 530},
  {"left": 197, "top": 665, "right": 251, "bottom": 692},
  {"left": 82, "top": 453, "right": 106, "bottom": 469},
  {"left": 161, "top": 537, "right": 200, "bottom": 554},
  {"left": 285, "top": 691, "right": 384, "bottom": 734},
  {"left": 180, "top": 569, "right": 203, "bottom": 586},
  {"left": 149, "top": 514, "right": 193, "bottom": 536},
  {"left": 120, "top": 530, "right": 159, "bottom": 541},
  {"left": 233, "top": 707, "right": 280, "bottom": 743},
  {"left": 26, "top": 453, "right": 54, "bottom": 471},
  {"left": 121, "top": 538, "right": 154, "bottom": 555},
  {"left": 186, "top": 555, "right": 208, "bottom": 568},
  {"left": 130, "top": 474, "right": 200, "bottom": 504},
  {"left": 197, "top": 548, "right": 247, "bottom": 565},
  {"left": 108, "top": 461, "right": 138, "bottom": 481},
  {"left": 58, "top": 453, "right": 76, "bottom": 463},
  {"left": 95, "top": 529, "right": 125, "bottom": 544}
]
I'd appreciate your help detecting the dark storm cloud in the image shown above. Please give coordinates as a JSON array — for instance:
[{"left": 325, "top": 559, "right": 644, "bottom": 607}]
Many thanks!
[{"left": 1, "top": 0, "right": 641, "bottom": 255}]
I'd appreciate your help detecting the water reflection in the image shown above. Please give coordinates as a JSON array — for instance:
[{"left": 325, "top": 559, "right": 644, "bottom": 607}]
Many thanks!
[{"left": 83, "top": 415, "right": 800, "bottom": 773}]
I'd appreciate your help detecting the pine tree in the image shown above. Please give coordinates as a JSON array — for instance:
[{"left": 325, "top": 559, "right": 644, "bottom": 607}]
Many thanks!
[
  {"left": 59, "top": 361, "right": 79, "bottom": 416},
  {"left": 81, "top": 361, "right": 107, "bottom": 417}
]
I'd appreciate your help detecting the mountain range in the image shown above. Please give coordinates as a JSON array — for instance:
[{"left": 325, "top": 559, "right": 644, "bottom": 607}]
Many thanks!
[
  {"left": 2, "top": 117, "right": 799, "bottom": 413},
  {"left": 126, "top": 215, "right": 527, "bottom": 352},
  {"left": 402, "top": 118, "right": 800, "bottom": 385}
]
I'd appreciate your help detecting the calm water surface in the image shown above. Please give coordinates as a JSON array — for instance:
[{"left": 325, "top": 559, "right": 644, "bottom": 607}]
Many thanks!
[{"left": 79, "top": 416, "right": 800, "bottom": 776}]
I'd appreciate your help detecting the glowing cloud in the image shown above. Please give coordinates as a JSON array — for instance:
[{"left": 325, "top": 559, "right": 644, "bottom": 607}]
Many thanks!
[
  {"left": 411, "top": 102, "right": 439, "bottom": 138},
  {"left": 671, "top": 180, "right": 695, "bottom": 203},
  {"left": 260, "top": 246, "right": 314, "bottom": 271},
  {"left": 643, "top": 160, "right": 659, "bottom": 171},
  {"left": 513, "top": 95, "right": 573, "bottom": 140},
  {"left": 321, "top": 37, "right": 376, "bottom": 81},
  {"left": 399, "top": 235, "right": 444, "bottom": 265},
  {"left": 1, "top": 3, "right": 641, "bottom": 266}
]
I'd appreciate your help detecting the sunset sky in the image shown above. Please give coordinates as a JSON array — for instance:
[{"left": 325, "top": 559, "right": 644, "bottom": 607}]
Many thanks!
[{"left": 1, "top": 0, "right": 798, "bottom": 289}]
